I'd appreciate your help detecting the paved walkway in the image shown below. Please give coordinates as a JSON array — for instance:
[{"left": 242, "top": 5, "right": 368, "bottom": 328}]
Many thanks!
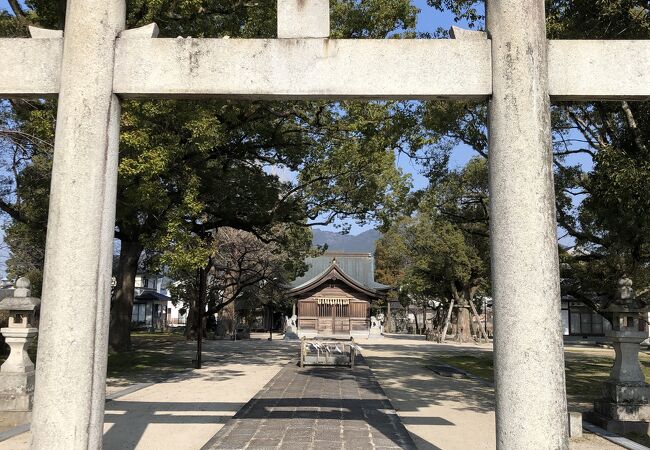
[
  {"left": 0, "top": 335, "right": 627, "bottom": 449},
  {"left": 361, "top": 335, "right": 624, "bottom": 450},
  {"left": 203, "top": 358, "right": 416, "bottom": 450},
  {"left": 0, "top": 339, "right": 294, "bottom": 450}
]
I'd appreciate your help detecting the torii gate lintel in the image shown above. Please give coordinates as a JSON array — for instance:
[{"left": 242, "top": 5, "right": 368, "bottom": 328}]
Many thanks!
[{"left": 3, "top": 27, "right": 650, "bottom": 100}]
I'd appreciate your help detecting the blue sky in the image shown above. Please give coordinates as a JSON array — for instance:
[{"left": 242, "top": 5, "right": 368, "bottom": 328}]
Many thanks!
[{"left": 0, "top": 1, "right": 14, "bottom": 12}]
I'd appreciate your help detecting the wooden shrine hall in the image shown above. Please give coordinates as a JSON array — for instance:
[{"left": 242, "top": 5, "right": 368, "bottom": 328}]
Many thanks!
[{"left": 287, "top": 253, "right": 389, "bottom": 337}]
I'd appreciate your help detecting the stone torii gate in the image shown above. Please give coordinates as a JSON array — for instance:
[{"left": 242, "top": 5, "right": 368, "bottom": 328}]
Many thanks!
[{"left": 0, "top": 0, "right": 649, "bottom": 449}]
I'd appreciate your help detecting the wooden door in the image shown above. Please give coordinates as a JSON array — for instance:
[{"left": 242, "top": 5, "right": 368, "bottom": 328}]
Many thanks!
[
  {"left": 333, "top": 303, "right": 350, "bottom": 334},
  {"left": 317, "top": 303, "right": 333, "bottom": 334}
]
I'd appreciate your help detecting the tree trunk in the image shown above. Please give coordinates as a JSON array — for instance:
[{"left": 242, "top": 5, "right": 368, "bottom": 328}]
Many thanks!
[
  {"left": 450, "top": 282, "right": 473, "bottom": 342},
  {"left": 469, "top": 299, "right": 489, "bottom": 342},
  {"left": 195, "top": 266, "right": 208, "bottom": 367},
  {"left": 221, "top": 301, "right": 235, "bottom": 336},
  {"left": 185, "top": 266, "right": 208, "bottom": 340},
  {"left": 456, "top": 306, "right": 471, "bottom": 342},
  {"left": 185, "top": 301, "right": 201, "bottom": 340},
  {"left": 221, "top": 291, "right": 236, "bottom": 335},
  {"left": 441, "top": 299, "right": 454, "bottom": 342},
  {"left": 385, "top": 302, "right": 392, "bottom": 333},
  {"left": 420, "top": 305, "right": 425, "bottom": 334},
  {"left": 413, "top": 306, "right": 420, "bottom": 334},
  {"left": 109, "top": 240, "right": 142, "bottom": 352},
  {"left": 185, "top": 273, "right": 199, "bottom": 340},
  {"left": 185, "top": 296, "right": 209, "bottom": 340}
]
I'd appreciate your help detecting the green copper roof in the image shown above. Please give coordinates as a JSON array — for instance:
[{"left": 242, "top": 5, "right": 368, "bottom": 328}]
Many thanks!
[{"left": 290, "top": 252, "right": 390, "bottom": 291}]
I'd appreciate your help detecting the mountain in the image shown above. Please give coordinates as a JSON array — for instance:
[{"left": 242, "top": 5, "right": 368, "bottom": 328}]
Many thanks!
[{"left": 311, "top": 229, "right": 381, "bottom": 254}]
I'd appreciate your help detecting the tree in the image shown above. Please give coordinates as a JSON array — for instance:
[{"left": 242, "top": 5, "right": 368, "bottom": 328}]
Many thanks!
[
  {"left": 164, "top": 225, "right": 311, "bottom": 339},
  {"left": 111, "top": 100, "right": 412, "bottom": 348},
  {"left": 0, "top": 1, "right": 420, "bottom": 351},
  {"left": 376, "top": 158, "right": 490, "bottom": 341},
  {"left": 376, "top": 216, "right": 487, "bottom": 340},
  {"left": 416, "top": 1, "right": 650, "bottom": 313}
]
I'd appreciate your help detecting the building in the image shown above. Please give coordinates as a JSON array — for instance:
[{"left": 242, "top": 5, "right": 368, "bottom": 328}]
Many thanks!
[
  {"left": 287, "top": 253, "right": 389, "bottom": 337},
  {"left": 131, "top": 273, "right": 187, "bottom": 330},
  {"left": 561, "top": 296, "right": 612, "bottom": 337}
]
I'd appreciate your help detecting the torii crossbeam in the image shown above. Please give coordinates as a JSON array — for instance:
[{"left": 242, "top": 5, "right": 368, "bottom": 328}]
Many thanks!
[{"left": 1, "top": 1, "right": 648, "bottom": 449}]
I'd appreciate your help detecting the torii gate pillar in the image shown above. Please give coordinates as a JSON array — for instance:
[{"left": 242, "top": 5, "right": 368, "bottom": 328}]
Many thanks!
[
  {"left": 488, "top": 1, "right": 569, "bottom": 448},
  {"left": 30, "top": 1, "right": 125, "bottom": 449}
]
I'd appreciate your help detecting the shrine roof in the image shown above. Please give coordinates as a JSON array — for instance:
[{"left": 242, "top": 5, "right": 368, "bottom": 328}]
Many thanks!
[{"left": 288, "top": 252, "right": 390, "bottom": 295}]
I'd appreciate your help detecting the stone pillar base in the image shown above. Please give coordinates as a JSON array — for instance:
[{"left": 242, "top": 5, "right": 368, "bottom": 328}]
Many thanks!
[
  {"left": 0, "top": 411, "right": 31, "bottom": 429},
  {"left": 584, "top": 411, "right": 650, "bottom": 436},
  {"left": 368, "top": 329, "right": 383, "bottom": 339},
  {"left": 594, "top": 398, "right": 650, "bottom": 421},
  {"left": 602, "top": 380, "right": 650, "bottom": 403},
  {"left": 586, "top": 381, "right": 650, "bottom": 436},
  {"left": 284, "top": 328, "right": 299, "bottom": 340},
  {"left": 0, "top": 370, "right": 35, "bottom": 411},
  {"left": 568, "top": 412, "right": 583, "bottom": 438}
]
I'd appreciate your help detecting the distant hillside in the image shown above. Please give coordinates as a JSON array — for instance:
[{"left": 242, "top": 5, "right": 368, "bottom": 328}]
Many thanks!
[{"left": 312, "top": 229, "right": 381, "bottom": 254}]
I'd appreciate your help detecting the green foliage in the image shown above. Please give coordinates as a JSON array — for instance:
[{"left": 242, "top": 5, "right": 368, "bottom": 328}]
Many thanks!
[
  {"left": 417, "top": 1, "right": 650, "bottom": 307},
  {"left": 331, "top": 0, "right": 418, "bottom": 38},
  {"left": 5, "top": 0, "right": 645, "bottom": 319},
  {"left": 0, "top": 1, "right": 417, "bottom": 296},
  {"left": 426, "top": 0, "right": 483, "bottom": 29},
  {"left": 546, "top": 0, "right": 650, "bottom": 39},
  {"left": 545, "top": 4, "right": 650, "bottom": 304},
  {"left": 4, "top": 221, "right": 44, "bottom": 295},
  {"left": 124, "top": 0, "right": 419, "bottom": 39},
  {"left": 376, "top": 158, "right": 489, "bottom": 305},
  {"left": 0, "top": 10, "right": 28, "bottom": 36}
]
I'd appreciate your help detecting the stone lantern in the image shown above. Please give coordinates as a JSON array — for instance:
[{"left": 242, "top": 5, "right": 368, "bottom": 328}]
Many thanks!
[
  {"left": 586, "top": 276, "right": 650, "bottom": 434},
  {"left": 0, "top": 277, "right": 40, "bottom": 417}
]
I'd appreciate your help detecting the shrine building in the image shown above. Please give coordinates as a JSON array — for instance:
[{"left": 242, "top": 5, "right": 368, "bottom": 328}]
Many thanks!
[{"left": 287, "top": 253, "right": 389, "bottom": 337}]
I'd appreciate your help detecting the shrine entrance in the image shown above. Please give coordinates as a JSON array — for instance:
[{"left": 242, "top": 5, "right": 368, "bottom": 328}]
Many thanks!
[
  {"left": 298, "top": 298, "right": 369, "bottom": 336},
  {"left": 320, "top": 299, "right": 350, "bottom": 335},
  {"left": 290, "top": 253, "right": 385, "bottom": 337}
]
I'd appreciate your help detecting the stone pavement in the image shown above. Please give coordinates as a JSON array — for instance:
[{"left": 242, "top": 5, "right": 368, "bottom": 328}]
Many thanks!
[
  {"left": 0, "top": 336, "right": 626, "bottom": 449},
  {"left": 202, "top": 357, "right": 416, "bottom": 450},
  {"left": 0, "top": 338, "right": 294, "bottom": 450},
  {"left": 361, "top": 335, "right": 625, "bottom": 450}
]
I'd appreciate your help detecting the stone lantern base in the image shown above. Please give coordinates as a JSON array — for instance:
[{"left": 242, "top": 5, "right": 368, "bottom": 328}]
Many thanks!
[
  {"left": 0, "top": 380, "right": 34, "bottom": 427},
  {"left": 0, "top": 371, "right": 35, "bottom": 411},
  {"left": 0, "top": 327, "right": 37, "bottom": 415},
  {"left": 585, "top": 380, "right": 650, "bottom": 435}
]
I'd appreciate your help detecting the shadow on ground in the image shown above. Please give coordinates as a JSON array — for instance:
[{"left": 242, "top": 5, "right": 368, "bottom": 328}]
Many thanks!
[
  {"left": 107, "top": 338, "right": 299, "bottom": 388},
  {"left": 362, "top": 341, "right": 495, "bottom": 415},
  {"left": 202, "top": 359, "right": 421, "bottom": 450}
]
